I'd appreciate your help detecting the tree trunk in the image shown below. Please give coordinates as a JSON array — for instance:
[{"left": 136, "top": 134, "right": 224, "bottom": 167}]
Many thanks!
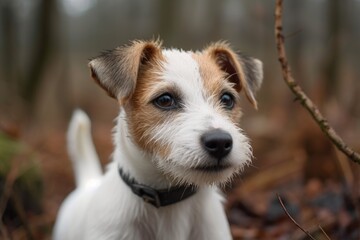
[{"left": 21, "top": 0, "right": 56, "bottom": 107}]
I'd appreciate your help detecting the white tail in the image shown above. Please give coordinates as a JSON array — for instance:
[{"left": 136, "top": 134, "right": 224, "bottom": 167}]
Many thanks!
[{"left": 67, "top": 110, "right": 102, "bottom": 188}]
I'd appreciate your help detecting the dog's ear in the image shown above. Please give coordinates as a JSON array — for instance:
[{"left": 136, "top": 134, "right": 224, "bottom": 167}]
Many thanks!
[
  {"left": 89, "top": 40, "right": 162, "bottom": 103},
  {"left": 204, "top": 42, "right": 263, "bottom": 109}
]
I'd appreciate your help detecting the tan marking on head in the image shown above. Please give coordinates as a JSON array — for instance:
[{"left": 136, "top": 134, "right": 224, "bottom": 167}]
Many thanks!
[
  {"left": 203, "top": 42, "right": 260, "bottom": 109},
  {"left": 124, "top": 58, "right": 172, "bottom": 159},
  {"left": 191, "top": 53, "right": 226, "bottom": 98},
  {"left": 89, "top": 40, "right": 173, "bottom": 158},
  {"left": 89, "top": 39, "right": 163, "bottom": 103},
  {"left": 192, "top": 52, "right": 243, "bottom": 125}
]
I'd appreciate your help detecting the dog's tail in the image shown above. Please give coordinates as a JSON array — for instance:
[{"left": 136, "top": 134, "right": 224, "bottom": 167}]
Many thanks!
[{"left": 67, "top": 109, "right": 102, "bottom": 188}]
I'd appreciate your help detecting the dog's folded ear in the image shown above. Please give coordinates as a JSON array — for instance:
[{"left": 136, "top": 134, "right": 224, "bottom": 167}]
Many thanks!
[
  {"left": 89, "top": 40, "right": 162, "bottom": 103},
  {"left": 204, "top": 42, "right": 263, "bottom": 109}
]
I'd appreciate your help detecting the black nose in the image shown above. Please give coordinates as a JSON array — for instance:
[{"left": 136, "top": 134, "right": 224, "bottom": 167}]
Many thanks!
[{"left": 201, "top": 129, "right": 233, "bottom": 160}]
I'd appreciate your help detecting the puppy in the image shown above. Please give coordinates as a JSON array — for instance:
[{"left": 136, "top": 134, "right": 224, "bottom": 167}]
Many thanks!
[{"left": 53, "top": 40, "right": 263, "bottom": 240}]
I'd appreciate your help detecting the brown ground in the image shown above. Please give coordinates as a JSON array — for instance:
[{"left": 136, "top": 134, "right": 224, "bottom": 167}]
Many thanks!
[{"left": 1, "top": 117, "right": 359, "bottom": 240}]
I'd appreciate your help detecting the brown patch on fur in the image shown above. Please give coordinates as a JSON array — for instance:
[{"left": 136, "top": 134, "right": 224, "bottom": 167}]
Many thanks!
[
  {"left": 125, "top": 59, "right": 173, "bottom": 159},
  {"left": 192, "top": 52, "right": 243, "bottom": 126},
  {"left": 89, "top": 39, "right": 172, "bottom": 159},
  {"left": 203, "top": 42, "right": 258, "bottom": 109},
  {"left": 192, "top": 53, "right": 226, "bottom": 98},
  {"left": 89, "top": 40, "right": 163, "bottom": 102}
]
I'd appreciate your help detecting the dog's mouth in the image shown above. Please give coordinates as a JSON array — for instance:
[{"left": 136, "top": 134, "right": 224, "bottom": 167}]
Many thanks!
[{"left": 192, "top": 164, "right": 231, "bottom": 172}]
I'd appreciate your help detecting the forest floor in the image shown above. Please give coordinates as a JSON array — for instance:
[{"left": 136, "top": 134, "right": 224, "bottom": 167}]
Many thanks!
[{"left": 1, "top": 117, "right": 360, "bottom": 240}]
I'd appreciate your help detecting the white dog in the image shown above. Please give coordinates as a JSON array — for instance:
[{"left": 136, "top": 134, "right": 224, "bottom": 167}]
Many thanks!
[{"left": 53, "top": 40, "right": 263, "bottom": 240}]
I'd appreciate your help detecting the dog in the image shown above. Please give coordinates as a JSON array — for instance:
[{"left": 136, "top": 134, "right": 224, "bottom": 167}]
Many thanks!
[{"left": 53, "top": 40, "right": 263, "bottom": 240}]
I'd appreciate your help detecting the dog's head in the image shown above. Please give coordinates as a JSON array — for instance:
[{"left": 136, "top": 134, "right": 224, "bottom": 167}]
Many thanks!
[{"left": 89, "top": 40, "right": 263, "bottom": 186}]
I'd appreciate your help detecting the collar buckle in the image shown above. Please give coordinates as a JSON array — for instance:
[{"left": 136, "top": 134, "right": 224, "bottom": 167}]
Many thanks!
[{"left": 131, "top": 183, "right": 161, "bottom": 208}]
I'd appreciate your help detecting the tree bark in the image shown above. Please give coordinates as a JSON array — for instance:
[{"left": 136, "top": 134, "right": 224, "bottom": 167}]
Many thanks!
[{"left": 21, "top": 0, "right": 56, "bottom": 106}]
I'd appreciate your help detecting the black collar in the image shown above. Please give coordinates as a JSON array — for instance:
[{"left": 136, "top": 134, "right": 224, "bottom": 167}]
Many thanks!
[{"left": 118, "top": 168, "right": 197, "bottom": 208}]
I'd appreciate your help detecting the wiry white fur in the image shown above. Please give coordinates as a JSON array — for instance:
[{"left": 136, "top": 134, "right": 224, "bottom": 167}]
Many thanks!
[
  {"left": 150, "top": 50, "right": 252, "bottom": 186},
  {"left": 66, "top": 109, "right": 102, "bottom": 188},
  {"left": 54, "top": 109, "right": 232, "bottom": 240},
  {"left": 53, "top": 48, "right": 256, "bottom": 240},
  {"left": 151, "top": 106, "right": 252, "bottom": 186}
]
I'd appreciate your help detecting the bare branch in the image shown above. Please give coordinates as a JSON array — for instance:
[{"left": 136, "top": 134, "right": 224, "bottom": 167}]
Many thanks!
[
  {"left": 274, "top": 0, "right": 360, "bottom": 164},
  {"left": 277, "top": 194, "right": 317, "bottom": 240},
  {"left": 318, "top": 225, "right": 332, "bottom": 240},
  {"left": 0, "top": 161, "right": 20, "bottom": 240}
]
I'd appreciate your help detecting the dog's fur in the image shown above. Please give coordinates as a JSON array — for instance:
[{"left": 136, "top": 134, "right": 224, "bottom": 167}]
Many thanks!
[{"left": 53, "top": 40, "right": 263, "bottom": 240}]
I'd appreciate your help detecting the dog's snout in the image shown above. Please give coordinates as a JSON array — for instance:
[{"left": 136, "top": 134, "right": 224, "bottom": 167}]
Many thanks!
[{"left": 201, "top": 129, "right": 233, "bottom": 160}]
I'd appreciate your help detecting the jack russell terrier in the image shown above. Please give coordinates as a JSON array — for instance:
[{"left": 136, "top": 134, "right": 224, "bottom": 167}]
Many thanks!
[{"left": 53, "top": 40, "right": 263, "bottom": 240}]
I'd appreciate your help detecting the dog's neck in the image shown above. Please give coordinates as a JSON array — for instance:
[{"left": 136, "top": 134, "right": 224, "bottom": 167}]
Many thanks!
[{"left": 113, "top": 110, "right": 172, "bottom": 189}]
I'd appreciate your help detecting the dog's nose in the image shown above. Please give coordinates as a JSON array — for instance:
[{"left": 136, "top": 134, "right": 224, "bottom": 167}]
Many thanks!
[{"left": 201, "top": 129, "right": 233, "bottom": 160}]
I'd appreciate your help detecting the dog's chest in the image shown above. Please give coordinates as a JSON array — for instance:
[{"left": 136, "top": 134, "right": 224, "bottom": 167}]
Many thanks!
[
  {"left": 124, "top": 207, "right": 196, "bottom": 240},
  {"left": 84, "top": 170, "right": 199, "bottom": 240},
  {"left": 90, "top": 200, "right": 198, "bottom": 240}
]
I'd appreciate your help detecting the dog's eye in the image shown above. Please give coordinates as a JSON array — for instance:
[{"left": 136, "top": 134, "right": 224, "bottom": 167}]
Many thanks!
[
  {"left": 220, "top": 93, "right": 235, "bottom": 110},
  {"left": 153, "top": 93, "right": 178, "bottom": 110}
]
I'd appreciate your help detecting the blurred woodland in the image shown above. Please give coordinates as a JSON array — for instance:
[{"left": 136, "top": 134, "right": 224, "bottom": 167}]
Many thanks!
[{"left": 0, "top": 0, "right": 360, "bottom": 239}]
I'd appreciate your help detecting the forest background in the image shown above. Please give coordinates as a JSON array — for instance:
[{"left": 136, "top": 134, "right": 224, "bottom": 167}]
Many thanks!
[{"left": 1, "top": 0, "right": 359, "bottom": 239}]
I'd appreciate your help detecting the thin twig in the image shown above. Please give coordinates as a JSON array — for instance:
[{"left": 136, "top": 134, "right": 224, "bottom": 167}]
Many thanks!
[
  {"left": 0, "top": 220, "right": 10, "bottom": 240},
  {"left": 0, "top": 163, "right": 19, "bottom": 240},
  {"left": 318, "top": 225, "right": 332, "bottom": 240},
  {"left": 274, "top": 0, "right": 360, "bottom": 164},
  {"left": 11, "top": 192, "right": 35, "bottom": 240},
  {"left": 277, "top": 194, "right": 317, "bottom": 240},
  {"left": 0, "top": 157, "right": 34, "bottom": 240}
]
